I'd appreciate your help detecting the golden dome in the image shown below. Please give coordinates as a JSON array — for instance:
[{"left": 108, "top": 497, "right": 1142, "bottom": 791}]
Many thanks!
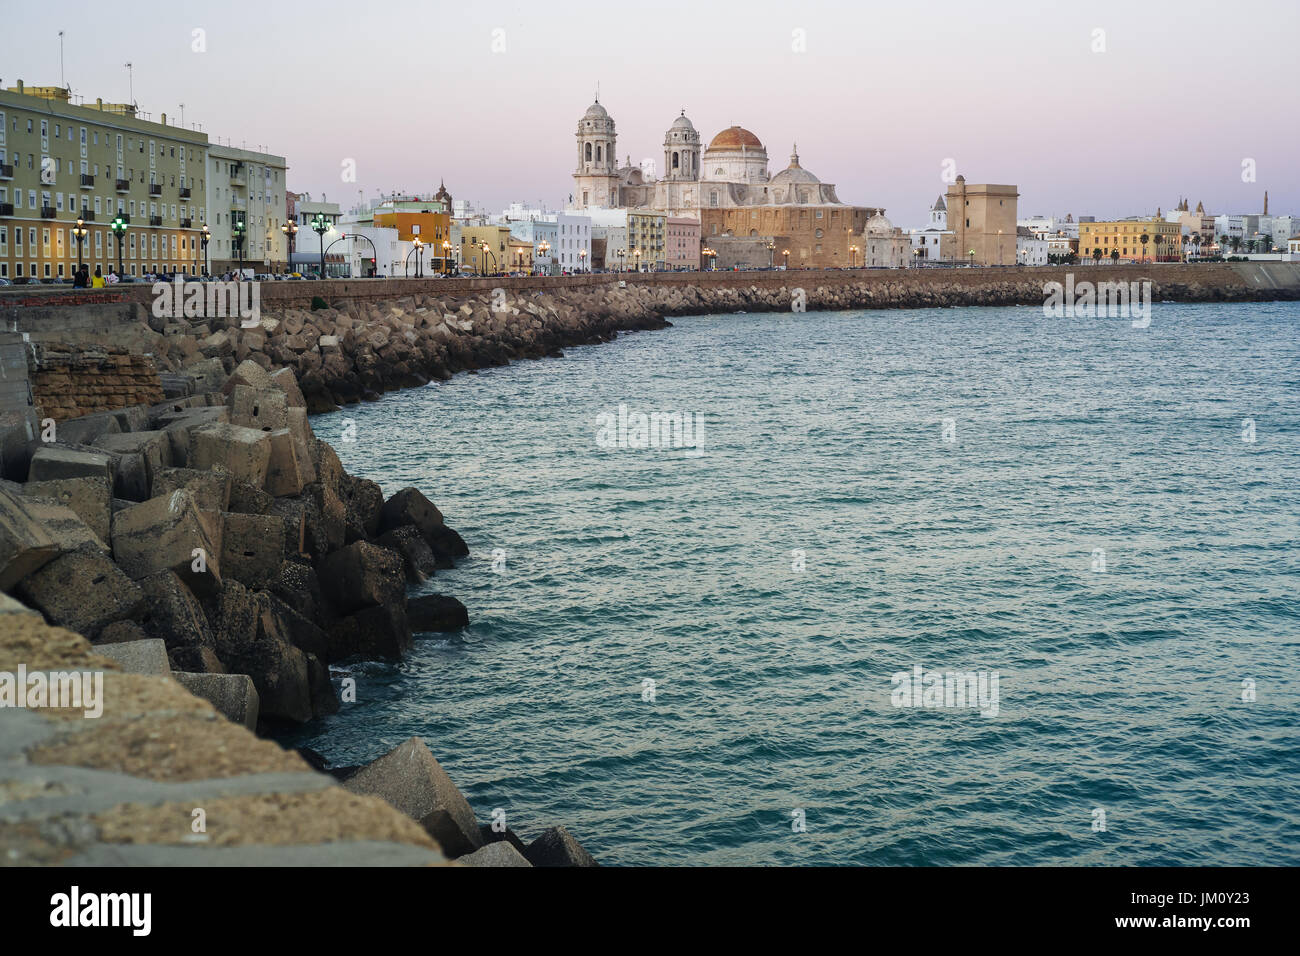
[{"left": 707, "top": 126, "right": 763, "bottom": 151}]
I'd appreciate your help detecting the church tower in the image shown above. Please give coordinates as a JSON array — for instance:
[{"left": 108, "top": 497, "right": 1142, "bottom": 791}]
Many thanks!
[
  {"left": 662, "top": 111, "right": 701, "bottom": 182},
  {"left": 573, "top": 99, "right": 619, "bottom": 210}
]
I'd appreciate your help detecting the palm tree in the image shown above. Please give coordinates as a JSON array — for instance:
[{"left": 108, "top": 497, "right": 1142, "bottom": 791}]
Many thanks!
[
  {"left": 1153, "top": 235, "right": 1163, "bottom": 262},
  {"left": 1140, "top": 233, "right": 1150, "bottom": 263},
  {"left": 1093, "top": 246, "right": 1103, "bottom": 264},
  {"left": 1230, "top": 236, "right": 1242, "bottom": 254},
  {"left": 1110, "top": 249, "right": 1120, "bottom": 265}
]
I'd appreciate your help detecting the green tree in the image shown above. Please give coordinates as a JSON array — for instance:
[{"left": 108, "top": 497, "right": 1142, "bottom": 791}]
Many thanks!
[{"left": 1140, "top": 232, "right": 1150, "bottom": 263}]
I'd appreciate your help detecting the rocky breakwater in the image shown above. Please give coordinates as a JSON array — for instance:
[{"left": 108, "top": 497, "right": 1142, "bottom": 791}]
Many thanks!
[
  {"left": 0, "top": 358, "right": 599, "bottom": 865},
  {"left": 155, "top": 285, "right": 671, "bottom": 414}
]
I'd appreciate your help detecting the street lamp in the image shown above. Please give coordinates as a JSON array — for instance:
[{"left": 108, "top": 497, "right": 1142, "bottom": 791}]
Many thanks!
[
  {"left": 200, "top": 223, "right": 210, "bottom": 277},
  {"left": 480, "top": 241, "right": 496, "bottom": 276},
  {"left": 968, "top": 248, "right": 975, "bottom": 266},
  {"left": 538, "top": 239, "right": 550, "bottom": 275},
  {"left": 849, "top": 244, "right": 858, "bottom": 269},
  {"left": 232, "top": 215, "right": 246, "bottom": 280},
  {"left": 71, "top": 218, "right": 88, "bottom": 277},
  {"left": 442, "top": 239, "right": 451, "bottom": 275},
  {"left": 579, "top": 248, "right": 587, "bottom": 273},
  {"left": 281, "top": 219, "right": 298, "bottom": 276},
  {"left": 311, "top": 213, "right": 331, "bottom": 278},
  {"left": 782, "top": 248, "right": 790, "bottom": 269},
  {"left": 767, "top": 239, "right": 775, "bottom": 269},
  {"left": 634, "top": 249, "right": 641, "bottom": 272},
  {"left": 413, "top": 237, "right": 424, "bottom": 277},
  {"left": 110, "top": 215, "right": 128, "bottom": 278}
]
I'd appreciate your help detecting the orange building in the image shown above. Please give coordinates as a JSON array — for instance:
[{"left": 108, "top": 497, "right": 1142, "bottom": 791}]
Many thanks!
[{"left": 372, "top": 198, "right": 452, "bottom": 272}]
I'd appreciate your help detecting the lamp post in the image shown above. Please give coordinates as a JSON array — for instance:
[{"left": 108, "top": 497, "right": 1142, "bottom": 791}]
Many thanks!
[
  {"left": 579, "top": 248, "right": 587, "bottom": 273},
  {"left": 110, "top": 215, "right": 128, "bottom": 278},
  {"left": 634, "top": 249, "right": 641, "bottom": 272},
  {"left": 997, "top": 229, "right": 1003, "bottom": 265},
  {"left": 200, "top": 223, "right": 210, "bottom": 277},
  {"left": 538, "top": 239, "right": 550, "bottom": 276},
  {"left": 968, "top": 248, "right": 975, "bottom": 266},
  {"left": 71, "top": 217, "right": 88, "bottom": 277},
  {"left": 232, "top": 215, "right": 246, "bottom": 280},
  {"left": 767, "top": 239, "right": 775, "bottom": 269},
  {"left": 480, "top": 241, "right": 496, "bottom": 276},
  {"left": 413, "top": 237, "right": 424, "bottom": 278},
  {"left": 782, "top": 248, "right": 789, "bottom": 269},
  {"left": 281, "top": 219, "right": 298, "bottom": 276},
  {"left": 442, "top": 239, "right": 452, "bottom": 275},
  {"left": 849, "top": 244, "right": 858, "bottom": 269},
  {"left": 311, "top": 213, "right": 331, "bottom": 278}
]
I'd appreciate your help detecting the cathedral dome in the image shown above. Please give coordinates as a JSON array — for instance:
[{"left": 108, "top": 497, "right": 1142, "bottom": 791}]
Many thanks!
[
  {"left": 771, "top": 145, "right": 819, "bottom": 185},
  {"left": 708, "top": 126, "right": 763, "bottom": 151},
  {"left": 670, "top": 112, "right": 696, "bottom": 131},
  {"left": 583, "top": 101, "right": 610, "bottom": 121}
]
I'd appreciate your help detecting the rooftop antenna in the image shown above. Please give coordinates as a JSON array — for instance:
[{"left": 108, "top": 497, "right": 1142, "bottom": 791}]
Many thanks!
[
  {"left": 179, "top": 103, "right": 184, "bottom": 127},
  {"left": 58, "top": 31, "right": 65, "bottom": 90},
  {"left": 124, "top": 62, "right": 133, "bottom": 106}
]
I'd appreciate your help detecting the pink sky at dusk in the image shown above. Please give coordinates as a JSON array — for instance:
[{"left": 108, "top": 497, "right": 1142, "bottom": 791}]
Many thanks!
[{"left": 5, "top": 0, "right": 1296, "bottom": 226}]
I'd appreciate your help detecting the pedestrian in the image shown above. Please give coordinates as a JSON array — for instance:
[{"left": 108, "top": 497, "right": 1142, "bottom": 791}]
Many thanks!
[
  {"left": 71, "top": 267, "right": 87, "bottom": 288},
  {"left": 91, "top": 266, "right": 105, "bottom": 289}
]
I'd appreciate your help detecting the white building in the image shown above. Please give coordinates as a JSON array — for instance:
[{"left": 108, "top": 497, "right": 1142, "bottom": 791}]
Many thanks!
[
  {"left": 1213, "top": 214, "right": 1245, "bottom": 243},
  {"left": 289, "top": 193, "right": 344, "bottom": 276},
  {"left": 1018, "top": 215, "right": 1079, "bottom": 240},
  {"left": 502, "top": 216, "right": 559, "bottom": 274},
  {"left": 1016, "top": 226, "right": 1049, "bottom": 265},
  {"left": 205, "top": 144, "right": 288, "bottom": 273},
  {"left": 555, "top": 211, "right": 592, "bottom": 272},
  {"left": 909, "top": 195, "right": 952, "bottom": 262}
]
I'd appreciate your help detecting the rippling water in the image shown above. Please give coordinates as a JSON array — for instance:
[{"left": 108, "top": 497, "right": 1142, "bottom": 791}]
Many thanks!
[{"left": 285, "top": 301, "right": 1300, "bottom": 865}]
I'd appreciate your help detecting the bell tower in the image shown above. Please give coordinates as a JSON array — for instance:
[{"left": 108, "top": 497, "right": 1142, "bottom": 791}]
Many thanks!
[
  {"left": 573, "top": 98, "right": 619, "bottom": 210},
  {"left": 662, "top": 111, "right": 701, "bottom": 182}
]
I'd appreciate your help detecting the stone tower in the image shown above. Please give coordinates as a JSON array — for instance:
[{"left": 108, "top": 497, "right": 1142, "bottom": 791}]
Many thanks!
[
  {"left": 662, "top": 111, "right": 700, "bottom": 182},
  {"left": 573, "top": 99, "right": 618, "bottom": 210}
]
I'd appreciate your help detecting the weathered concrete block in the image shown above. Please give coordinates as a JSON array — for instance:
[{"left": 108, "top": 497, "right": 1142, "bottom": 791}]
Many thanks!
[
  {"left": 219, "top": 511, "right": 285, "bottom": 590},
  {"left": 188, "top": 422, "right": 271, "bottom": 487},
  {"left": 285, "top": 408, "right": 317, "bottom": 486},
  {"left": 111, "top": 490, "right": 222, "bottom": 594},
  {"left": 151, "top": 466, "right": 232, "bottom": 514},
  {"left": 111, "top": 404, "right": 152, "bottom": 434},
  {"left": 327, "top": 602, "right": 411, "bottom": 662},
  {"left": 377, "top": 487, "right": 445, "bottom": 540},
  {"left": 407, "top": 594, "right": 468, "bottom": 633},
  {"left": 22, "top": 476, "right": 112, "bottom": 544},
  {"left": 93, "top": 430, "right": 173, "bottom": 484},
  {"left": 172, "top": 671, "right": 259, "bottom": 730},
  {"left": 457, "top": 842, "right": 532, "bottom": 867},
  {"left": 219, "top": 358, "right": 273, "bottom": 397},
  {"left": 269, "top": 367, "right": 307, "bottom": 408},
  {"left": 181, "top": 356, "right": 227, "bottom": 392},
  {"left": 53, "top": 411, "right": 122, "bottom": 446},
  {"left": 137, "top": 569, "right": 215, "bottom": 653},
  {"left": 93, "top": 638, "right": 171, "bottom": 676},
  {"left": 0, "top": 486, "right": 60, "bottom": 591},
  {"left": 27, "top": 446, "right": 114, "bottom": 485},
  {"left": 156, "top": 406, "right": 231, "bottom": 466},
  {"left": 17, "top": 548, "right": 144, "bottom": 637},
  {"left": 319, "top": 540, "right": 405, "bottom": 614},
  {"left": 524, "top": 827, "right": 599, "bottom": 867},
  {"left": 344, "top": 737, "right": 483, "bottom": 857},
  {"left": 95, "top": 620, "right": 150, "bottom": 645},
  {"left": 376, "top": 526, "right": 437, "bottom": 582},
  {"left": 19, "top": 497, "right": 108, "bottom": 553},
  {"left": 229, "top": 384, "right": 288, "bottom": 432},
  {"left": 264, "top": 429, "right": 304, "bottom": 498}
]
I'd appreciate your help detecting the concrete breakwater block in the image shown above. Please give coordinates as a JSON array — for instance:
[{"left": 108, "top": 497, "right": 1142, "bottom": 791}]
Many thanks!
[
  {"left": 28, "top": 446, "right": 115, "bottom": 486},
  {"left": 407, "top": 594, "right": 469, "bottom": 633},
  {"left": 111, "top": 489, "right": 222, "bottom": 595},
  {"left": 344, "top": 737, "right": 484, "bottom": 858},
  {"left": 93, "top": 638, "right": 172, "bottom": 676},
  {"left": 0, "top": 485, "right": 60, "bottom": 591},
  {"left": 172, "top": 671, "right": 259, "bottom": 730},
  {"left": 524, "top": 826, "right": 600, "bottom": 867},
  {"left": 17, "top": 548, "right": 144, "bottom": 638},
  {"left": 188, "top": 422, "right": 272, "bottom": 487},
  {"left": 458, "top": 842, "right": 533, "bottom": 867}
]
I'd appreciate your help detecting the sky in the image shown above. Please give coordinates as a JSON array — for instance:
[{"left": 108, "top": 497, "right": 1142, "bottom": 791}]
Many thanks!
[{"left": 4, "top": 0, "right": 1297, "bottom": 226}]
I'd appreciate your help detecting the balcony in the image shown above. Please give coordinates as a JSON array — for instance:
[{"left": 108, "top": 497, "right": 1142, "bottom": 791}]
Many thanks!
[
  {"left": 0, "top": 163, "right": 12, "bottom": 180},
  {"left": 149, "top": 215, "right": 163, "bottom": 227},
  {"left": 40, "top": 206, "right": 56, "bottom": 219},
  {"left": 148, "top": 183, "right": 163, "bottom": 197},
  {"left": 76, "top": 210, "right": 96, "bottom": 222},
  {"left": 180, "top": 218, "right": 192, "bottom": 229},
  {"left": 229, "top": 167, "right": 246, "bottom": 188},
  {"left": 179, "top": 186, "right": 192, "bottom": 199},
  {"left": 80, "top": 174, "right": 95, "bottom": 188},
  {"left": 116, "top": 179, "right": 131, "bottom": 192},
  {"left": 0, "top": 203, "right": 12, "bottom": 216}
]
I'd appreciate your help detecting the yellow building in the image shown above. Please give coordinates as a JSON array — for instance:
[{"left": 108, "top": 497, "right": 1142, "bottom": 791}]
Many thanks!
[
  {"left": 628, "top": 211, "right": 666, "bottom": 270},
  {"left": 1079, "top": 218, "right": 1183, "bottom": 263},
  {"left": 506, "top": 236, "right": 533, "bottom": 273},
  {"left": 372, "top": 199, "right": 452, "bottom": 272},
  {"left": 1, "top": 80, "right": 207, "bottom": 281},
  {"left": 458, "top": 224, "right": 511, "bottom": 275}
]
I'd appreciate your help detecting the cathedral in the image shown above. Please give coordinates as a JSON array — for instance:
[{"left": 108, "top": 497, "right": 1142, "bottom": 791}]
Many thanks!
[{"left": 571, "top": 99, "right": 908, "bottom": 269}]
